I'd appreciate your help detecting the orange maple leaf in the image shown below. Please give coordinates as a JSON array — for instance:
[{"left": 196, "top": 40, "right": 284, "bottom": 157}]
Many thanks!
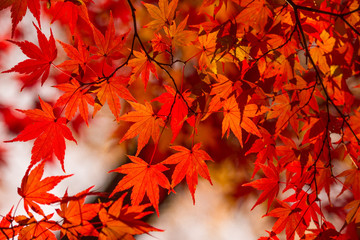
[
  {"left": 109, "top": 156, "right": 170, "bottom": 215},
  {"left": 222, "top": 96, "right": 262, "bottom": 147},
  {"left": 142, "top": 0, "right": 178, "bottom": 31},
  {"left": 236, "top": 0, "right": 273, "bottom": 33},
  {"left": 162, "top": 143, "right": 213, "bottom": 203},
  {"left": 195, "top": 29, "right": 218, "bottom": 72},
  {"left": 309, "top": 30, "right": 336, "bottom": 73},
  {"left": 99, "top": 193, "right": 162, "bottom": 240},
  {"left": 163, "top": 16, "right": 197, "bottom": 48},
  {"left": 15, "top": 213, "right": 60, "bottom": 240},
  {"left": 345, "top": 199, "right": 360, "bottom": 224},
  {"left": 128, "top": 50, "right": 157, "bottom": 89},
  {"left": 5, "top": 97, "right": 77, "bottom": 170},
  {"left": 18, "top": 162, "right": 72, "bottom": 216},
  {"left": 92, "top": 75, "right": 136, "bottom": 122},
  {"left": 120, "top": 101, "right": 165, "bottom": 156},
  {"left": 222, "top": 96, "right": 242, "bottom": 145},
  {"left": 202, "top": 73, "right": 236, "bottom": 120},
  {"left": 56, "top": 187, "right": 100, "bottom": 240},
  {"left": 54, "top": 79, "right": 95, "bottom": 125},
  {"left": 337, "top": 168, "right": 360, "bottom": 198}
]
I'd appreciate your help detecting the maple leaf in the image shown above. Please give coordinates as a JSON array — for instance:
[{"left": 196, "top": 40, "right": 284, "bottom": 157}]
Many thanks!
[
  {"left": 56, "top": 187, "right": 100, "bottom": 240},
  {"left": 5, "top": 97, "right": 77, "bottom": 170},
  {"left": 163, "top": 16, "right": 197, "bottom": 48},
  {"left": 152, "top": 85, "right": 194, "bottom": 142},
  {"left": 309, "top": 30, "right": 336, "bottom": 73},
  {"left": 285, "top": 191, "right": 322, "bottom": 229},
  {"left": 57, "top": 37, "right": 91, "bottom": 75},
  {"left": 92, "top": 75, "right": 136, "bottom": 122},
  {"left": 267, "top": 92, "right": 299, "bottom": 134},
  {"left": 345, "top": 199, "right": 360, "bottom": 224},
  {"left": 2, "top": 24, "right": 57, "bottom": 90},
  {"left": 222, "top": 96, "right": 243, "bottom": 145},
  {"left": 162, "top": 143, "right": 213, "bottom": 203},
  {"left": 1, "top": 0, "right": 360, "bottom": 238},
  {"left": 151, "top": 33, "right": 171, "bottom": 53},
  {"left": 15, "top": 213, "right": 60, "bottom": 240},
  {"left": 0, "top": 0, "right": 40, "bottom": 37},
  {"left": 99, "top": 193, "right": 162, "bottom": 240},
  {"left": 18, "top": 162, "right": 72, "bottom": 216},
  {"left": 195, "top": 29, "right": 218, "bottom": 72},
  {"left": 267, "top": 200, "right": 304, "bottom": 240},
  {"left": 120, "top": 101, "right": 165, "bottom": 156},
  {"left": 222, "top": 96, "right": 262, "bottom": 147},
  {"left": 243, "top": 163, "right": 280, "bottom": 212},
  {"left": 337, "top": 168, "right": 360, "bottom": 198},
  {"left": 54, "top": 79, "right": 95, "bottom": 125},
  {"left": 109, "top": 156, "right": 170, "bottom": 215},
  {"left": 128, "top": 50, "right": 158, "bottom": 89},
  {"left": 202, "top": 73, "right": 237, "bottom": 120},
  {"left": 236, "top": 0, "right": 273, "bottom": 33},
  {"left": 91, "top": 12, "right": 128, "bottom": 64},
  {"left": 0, "top": 207, "right": 20, "bottom": 239},
  {"left": 266, "top": 33, "right": 298, "bottom": 58},
  {"left": 303, "top": 221, "right": 343, "bottom": 240},
  {"left": 48, "top": 0, "right": 90, "bottom": 34},
  {"left": 143, "top": 0, "right": 178, "bottom": 30},
  {"left": 246, "top": 127, "right": 277, "bottom": 177}
]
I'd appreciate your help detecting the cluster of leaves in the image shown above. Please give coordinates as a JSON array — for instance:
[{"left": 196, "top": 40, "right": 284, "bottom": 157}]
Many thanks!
[{"left": 0, "top": 0, "right": 360, "bottom": 239}]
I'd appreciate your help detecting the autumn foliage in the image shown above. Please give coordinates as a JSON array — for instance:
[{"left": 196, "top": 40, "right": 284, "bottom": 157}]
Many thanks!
[{"left": 0, "top": 0, "right": 360, "bottom": 239}]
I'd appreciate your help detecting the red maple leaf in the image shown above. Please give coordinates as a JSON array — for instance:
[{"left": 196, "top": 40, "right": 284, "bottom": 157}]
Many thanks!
[
  {"left": 109, "top": 156, "right": 170, "bottom": 215},
  {"left": 162, "top": 143, "right": 213, "bottom": 203},
  {"left": 0, "top": 0, "right": 40, "bottom": 37},
  {"left": 2, "top": 24, "right": 57, "bottom": 90},
  {"left": 267, "top": 200, "right": 304, "bottom": 240},
  {"left": 152, "top": 85, "right": 194, "bottom": 142},
  {"left": 0, "top": 207, "right": 20, "bottom": 239},
  {"left": 47, "top": 0, "right": 90, "bottom": 34},
  {"left": 5, "top": 97, "right": 77, "bottom": 171},
  {"left": 243, "top": 163, "right": 280, "bottom": 212},
  {"left": 91, "top": 12, "right": 128, "bottom": 64},
  {"left": 17, "top": 162, "right": 72, "bottom": 216},
  {"left": 119, "top": 101, "right": 165, "bottom": 156},
  {"left": 57, "top": 37, "right": 91, "bottom": 76}
]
